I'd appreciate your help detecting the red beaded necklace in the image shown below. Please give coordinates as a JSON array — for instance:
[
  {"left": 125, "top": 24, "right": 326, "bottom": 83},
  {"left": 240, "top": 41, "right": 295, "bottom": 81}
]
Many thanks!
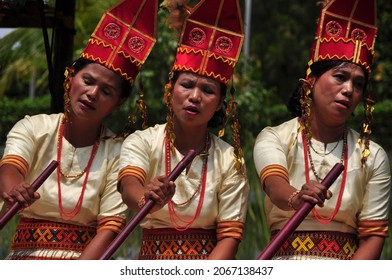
[
  {"left": 302, "top": 130, "right": 348, "bottom": 224},
  {"left": 56, "top": 121, "right": 100, "bottom": 220},
  {"left": 165, "top": 135, "right": 209, "bottom": 231}
]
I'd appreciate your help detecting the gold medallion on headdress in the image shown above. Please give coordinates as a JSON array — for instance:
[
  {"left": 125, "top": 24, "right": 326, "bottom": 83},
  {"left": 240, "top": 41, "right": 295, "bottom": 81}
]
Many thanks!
[
  {"left": 307, "top": 0, "right": 377, "bottom": 77},
  {"left": 172, "top": 0, "right": 244, "bottom": 85},
  {"left": 81, "top": 0, "right": 158, "bottom": 85}
]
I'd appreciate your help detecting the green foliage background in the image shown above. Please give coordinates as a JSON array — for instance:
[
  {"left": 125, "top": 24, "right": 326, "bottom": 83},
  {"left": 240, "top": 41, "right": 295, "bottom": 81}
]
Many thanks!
[{"left": 0, "top": 0, "right": 391, "bottom": 259}]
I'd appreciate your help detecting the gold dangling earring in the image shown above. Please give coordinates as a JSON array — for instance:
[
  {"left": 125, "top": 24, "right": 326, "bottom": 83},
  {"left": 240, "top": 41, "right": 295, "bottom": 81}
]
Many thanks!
[
  {"left": 63, "top": 66, "right": 74, "bottom": 124},
  {"left": 358, "top": 96, "right": 374, "bottom": 165},
  {"left": 225, "top": 83, "right": 244, "bottom": 173},
  {"left": 298, "top": 78, "right": 313, "bottom": 141},
  {"left": 115, "top": 78, "right": 149, "bottom": 140},
  {"left": 164, "top": 72, "right": 175, "bottom": 152}
]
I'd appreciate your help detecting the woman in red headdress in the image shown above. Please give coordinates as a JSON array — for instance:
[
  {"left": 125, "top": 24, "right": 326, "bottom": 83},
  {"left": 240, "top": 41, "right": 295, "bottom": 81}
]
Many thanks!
[
  {"left": 253, "top": 0, "right": 391, "bottom": 260},
  {"left": 0, "top": 0, "right": 157, "bottom": 260},
  {"left": 118, "top": 0, "right": 250, "bottom": 260}
]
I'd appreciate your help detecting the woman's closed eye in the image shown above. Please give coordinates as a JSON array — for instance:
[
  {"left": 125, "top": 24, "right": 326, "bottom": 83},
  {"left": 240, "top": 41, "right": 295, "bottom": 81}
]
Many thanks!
[
  {"left": 101, "top": 87, "right": 114, "bottom": 96},
  {"left": 180, "top": 81, "right": 194, "bottom": 89}
]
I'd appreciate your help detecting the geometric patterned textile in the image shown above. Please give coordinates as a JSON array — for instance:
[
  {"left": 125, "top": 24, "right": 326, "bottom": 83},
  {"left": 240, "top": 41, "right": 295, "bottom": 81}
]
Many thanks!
[
  {"left": 271, "top": 230, "right": 358, "bottom": 260},
  {"left": 8, "top": 218, "right": 96, "bottom": 259},
  {"left": 139, "top": 228, "right": 217, "bottom": 260}
]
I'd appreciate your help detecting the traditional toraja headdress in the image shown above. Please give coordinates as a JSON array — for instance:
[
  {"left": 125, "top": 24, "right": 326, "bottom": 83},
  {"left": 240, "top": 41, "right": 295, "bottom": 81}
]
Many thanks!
[
  {"left": 80, "top": 0, "right": 158, "bottom": 86},
  {"left": 163, "top": 0, "right": 245, "bottom": 172},
  {"left": 64, "top": 0, "right": 158, "bottom": 136},
  {"left": 301, "top": 0, "right": 377, "bottom": 164},
  {"left": 171, "top": 0, "right": 244, "bottom": 85},
  {"left": 307, "top": 0, "right": 377, "bottom": 78}
]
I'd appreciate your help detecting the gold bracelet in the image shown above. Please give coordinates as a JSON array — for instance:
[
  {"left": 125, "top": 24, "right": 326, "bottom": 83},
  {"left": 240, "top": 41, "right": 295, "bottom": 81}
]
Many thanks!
[
  {"left": 288, "top": 190, "right": 300, "bottom": 210},
  {"left": 137, "top": 195, "right": 146, "bottom": 209}
]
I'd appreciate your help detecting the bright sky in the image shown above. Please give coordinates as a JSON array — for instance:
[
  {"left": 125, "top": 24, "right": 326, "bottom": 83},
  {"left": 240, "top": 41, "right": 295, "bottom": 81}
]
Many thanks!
[{"left": 0, "top": 28, "right": 14, "bottom": 38}]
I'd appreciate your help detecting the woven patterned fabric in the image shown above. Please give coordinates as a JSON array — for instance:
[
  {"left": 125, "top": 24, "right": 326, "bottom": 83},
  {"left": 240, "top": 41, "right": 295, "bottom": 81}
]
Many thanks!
[
  {"left": 139, "top": 228, "right": 217, "bottom": 260},
  {"left": 11, "top": 218, "right": 96, "bottom": 252},
  {"left": 271, "top": 230, "right": 358, "bottom": 260}
]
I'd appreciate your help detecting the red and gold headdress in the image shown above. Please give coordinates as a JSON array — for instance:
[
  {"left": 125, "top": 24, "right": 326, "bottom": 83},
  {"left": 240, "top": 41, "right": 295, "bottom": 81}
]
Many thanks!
[
  {"left": 307, "top": 0, "right": 377, "bottom": 77},
  {"left": 80, "top": 0, "right": 158, "bottom": 86},
  {"left": 172, "top": 0, "right": 244, "bottom": 85}
]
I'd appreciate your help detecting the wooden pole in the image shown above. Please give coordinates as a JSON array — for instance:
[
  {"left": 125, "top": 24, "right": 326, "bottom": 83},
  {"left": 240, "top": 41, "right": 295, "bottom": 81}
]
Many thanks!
[
  {"left": 0, "top": 160, "right": 58, "bottom": 230},
  {"left": 257, "top": 163, "right": 344, "bottom": 260},
  {"left": 99, "top": 149, "right": 197, "bottom": 260}
]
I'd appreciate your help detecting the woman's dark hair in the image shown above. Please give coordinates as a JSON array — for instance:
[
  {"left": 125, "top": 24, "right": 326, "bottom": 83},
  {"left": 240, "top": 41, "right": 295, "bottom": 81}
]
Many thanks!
[
  {"left": 171, "top": 71, "right": 227, "bottom": 128},
  {"left": 72, "top": 58, "right": 132, "bottom": 99},
  {"left": 286, "top": 60, "right": 369, "bottom": 117}
]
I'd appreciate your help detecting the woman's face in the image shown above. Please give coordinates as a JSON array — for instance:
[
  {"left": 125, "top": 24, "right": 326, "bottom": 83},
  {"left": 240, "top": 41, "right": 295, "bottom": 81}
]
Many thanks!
[
  {"left": 69, "top": 63, "right": 125, "bottom": 124},
  {"left": 311, "top": 62, "right": 365, "bottom": 126},
  {"left": 171, "top": 72, "right": 223, "bottom": 129}
]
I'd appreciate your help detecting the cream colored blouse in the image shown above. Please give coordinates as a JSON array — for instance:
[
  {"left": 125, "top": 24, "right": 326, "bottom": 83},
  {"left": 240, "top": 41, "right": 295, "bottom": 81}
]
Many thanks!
[
  {"left": 253, "top": 118, "right": 391, "bottom": 237},
  {"left": 119, "top": 124, "right": 249, "bottom": 240},
  {"left": 1, "top": 113, "right": 127, "bottom": 227}
]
